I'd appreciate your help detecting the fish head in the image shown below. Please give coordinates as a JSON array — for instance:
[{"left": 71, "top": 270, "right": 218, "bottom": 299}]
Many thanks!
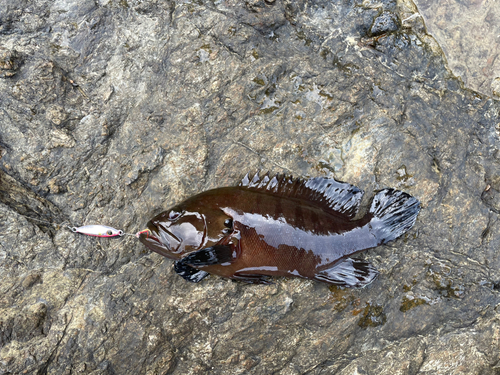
[{"left": 138, "top": 203, "right": 234, "bottom": 260}]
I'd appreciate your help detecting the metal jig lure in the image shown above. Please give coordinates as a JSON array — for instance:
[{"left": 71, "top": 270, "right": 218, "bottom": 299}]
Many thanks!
[
  {"left": 19, "top": 214, "right": 144, "bottom": 238},
  {"left": 70, "top": 225, "right": 124, "bottom": 237}
]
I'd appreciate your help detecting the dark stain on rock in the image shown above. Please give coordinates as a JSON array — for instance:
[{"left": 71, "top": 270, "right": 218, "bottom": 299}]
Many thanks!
[
  {"left": 400, "top": 296, "right": 428, "bottom": 312},
  {"left": 22, "top": 272, "right": 42, "bottom": 289},
  {"left": 358, "top": 303, "right": 387, "bottom": 328},
  {"left": 328, "top": 285, "right": 361, "bottom": 312}
]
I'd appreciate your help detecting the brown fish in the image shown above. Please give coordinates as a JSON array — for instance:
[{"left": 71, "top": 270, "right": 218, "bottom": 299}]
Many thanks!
[{"left": 139, "top": 172, "right": 420, "bottom": 286}]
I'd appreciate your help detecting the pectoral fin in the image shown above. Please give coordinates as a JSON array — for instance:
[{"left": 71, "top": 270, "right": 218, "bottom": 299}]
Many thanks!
[
  {"left": 181, "top": 245, "right": 234, "bottom": 266},
  {"left": 314, "top": 258, "right": 379, "bottom": 287},
  {"left": 174, "top": 261, "right": 209, "bottom": 283}
]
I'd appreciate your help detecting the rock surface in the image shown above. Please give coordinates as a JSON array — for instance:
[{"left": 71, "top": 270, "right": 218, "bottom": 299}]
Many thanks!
[
  {"left": 1, "top": 0, "right": 500, "bottom": 374},
  {"left": 413, "top": 0, "right": 500, "bottom": 97}
]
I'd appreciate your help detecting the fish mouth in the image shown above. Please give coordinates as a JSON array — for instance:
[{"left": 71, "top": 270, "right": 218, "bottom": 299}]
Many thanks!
[{"left": 138, "top": 221, "right": 181, "bottom": 259}]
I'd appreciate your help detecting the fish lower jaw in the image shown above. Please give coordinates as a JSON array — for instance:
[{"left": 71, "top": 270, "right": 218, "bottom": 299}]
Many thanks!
[{"left": 138, "top": 233, "right": 176, "bottom": 258}]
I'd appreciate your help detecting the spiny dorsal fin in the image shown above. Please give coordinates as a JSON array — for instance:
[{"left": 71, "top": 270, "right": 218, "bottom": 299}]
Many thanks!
[{"left": 238, "top": 172, "right": 364, "bottom": 219}]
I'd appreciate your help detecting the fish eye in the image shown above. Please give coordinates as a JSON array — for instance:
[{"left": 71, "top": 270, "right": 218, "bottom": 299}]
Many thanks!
[
  {"left": 107, "top": 230, "right": 112, "bottom": 235},
  {"left": 224, "top": 218, "right": 233, "bottom": 228},
  {"left": 168, "top": 210, "right": 181, "bottom": 221}
]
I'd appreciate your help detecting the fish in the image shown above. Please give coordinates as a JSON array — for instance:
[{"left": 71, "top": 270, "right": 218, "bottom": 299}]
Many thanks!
[{"left": 138, "top": 172, "right": 420, "bottom": 287}]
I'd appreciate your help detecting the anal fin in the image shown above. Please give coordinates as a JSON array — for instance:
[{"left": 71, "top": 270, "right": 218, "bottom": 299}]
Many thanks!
[
  {"left": 181, "top": 245, "right": 234, "bottom": 266},
  {"left": 174, "top": 261, "right": 209, "bottom": 283},
  {"left": 314, "top": 258, "right": 379, "bottom": 287}
]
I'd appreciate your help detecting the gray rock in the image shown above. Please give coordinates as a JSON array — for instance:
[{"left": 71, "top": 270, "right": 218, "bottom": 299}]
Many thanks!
[
  {"left": 0, "top": 0, "right": 499, "bottom": 374},
  {"left": 370, "top": 11, "right": 400, "bottom": 37},
  {"left": 412, "top": 0, "right": 500, "bottom": 97}
]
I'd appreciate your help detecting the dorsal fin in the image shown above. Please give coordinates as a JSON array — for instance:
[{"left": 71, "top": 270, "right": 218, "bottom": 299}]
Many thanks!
[{"left": 238, "top": 172, "right": 364, "bottom": 219}]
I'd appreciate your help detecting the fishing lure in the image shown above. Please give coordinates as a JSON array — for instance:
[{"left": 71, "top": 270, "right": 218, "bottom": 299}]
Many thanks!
[
  {"left": 21, "top": 210, "right": 144, "bottom": 238},
  {"left": 70, "top": 225, "right": 125, "bottom": 237}
]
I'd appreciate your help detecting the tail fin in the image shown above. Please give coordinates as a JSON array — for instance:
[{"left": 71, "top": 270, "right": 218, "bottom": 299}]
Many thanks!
[{"left": 369, "top": 188, "right": 420, "bottom": 244}]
